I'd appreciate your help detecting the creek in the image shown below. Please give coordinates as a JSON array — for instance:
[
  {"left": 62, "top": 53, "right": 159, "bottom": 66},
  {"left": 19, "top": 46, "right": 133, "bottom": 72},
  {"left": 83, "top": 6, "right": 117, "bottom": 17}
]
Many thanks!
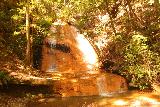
[{"left": 0, "top": 85, "right": 159, "bottom": 107}]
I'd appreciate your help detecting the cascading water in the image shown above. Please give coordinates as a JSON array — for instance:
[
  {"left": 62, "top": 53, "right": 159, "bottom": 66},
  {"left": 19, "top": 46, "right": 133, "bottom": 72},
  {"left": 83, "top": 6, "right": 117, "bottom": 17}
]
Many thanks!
[
  {"left": 76, "top": 33, "right": 99, "bottom": 74},
  {"left": 97, "top": 75, "right": 111, "bottom": 96}
]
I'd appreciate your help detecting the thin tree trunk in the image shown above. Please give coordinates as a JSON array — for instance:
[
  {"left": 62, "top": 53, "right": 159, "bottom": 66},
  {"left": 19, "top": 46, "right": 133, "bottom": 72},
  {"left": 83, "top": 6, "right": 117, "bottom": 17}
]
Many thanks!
[
  {"left": 25, "top": 0, "right": 31, "bottom": 65},
  {"left": 105, "top": 1, "right": 116, "bottom": 35},
  {"left": 126, "top": 0, "right": 144, "bottom": 28},
  {"left": 109, "top": 16, "right": 116, "bottom": 35},
  {"left": 64, "top": 0, "right": 66, "bottom": 5}
]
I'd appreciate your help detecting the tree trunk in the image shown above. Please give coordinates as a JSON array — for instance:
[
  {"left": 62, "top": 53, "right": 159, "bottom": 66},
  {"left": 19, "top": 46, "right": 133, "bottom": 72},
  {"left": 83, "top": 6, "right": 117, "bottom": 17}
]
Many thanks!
[
  {"left": 105, "top": 1, "right": 116, "bottom": 35},
  {"left": 25, "top": 0, "right": 31, "bottom": 65}
]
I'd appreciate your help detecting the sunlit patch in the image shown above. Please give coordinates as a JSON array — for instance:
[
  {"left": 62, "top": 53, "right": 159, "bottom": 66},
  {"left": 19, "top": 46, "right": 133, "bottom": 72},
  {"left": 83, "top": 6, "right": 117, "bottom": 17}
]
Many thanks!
[
  {"left": 94, "top": 34, "right": 110, "bottom": 49},
  {"left": 70, "top": 79, "right": 77, "bottom": 83},
  {"left": 117, "top": 7, "right": 125, "bottom": 17},
  {"left": 76, "top": 34, "right": 99, "bottom": 69},
  {"left": 87, "top": 65, "right": 93, "bottom": 69},
  {"left": 137, "top": 96, "right": 160, "bottom": 105},
  {"left": 148, "top": 0, "right": 154, "bottom": 4},
  {"left": 113, "top": 99, "right": 128, "bottom": 106},
  {"left": 60, "top": 77, "right": 66, "bottom": 80},
  {"left": 52, "top": 76, "right": 61, "bottom": 80},
  {"left": 53, "top": 19, "right": 66, "bottom": 26},
  {"left": 99, "top": 93, "right": 113, "bottom": 97},
  {"left": 98, "top": 14, "right": 109, "bottom": 23},
  {"left": 134, "top": 3, "right": 142, "bottom": 8},
  {"left": 80, "top": 76, "right": 90, "bottom": 79},
  {"left": 130, "top": 95, "right": 160, "bottom": 106},
  {"left": 54, "top": 73, "right": 62, "bottom": 76},
  {"left": 132, "top": 100, "right": 141, "bottom": 106},
  {"left": 139, "top": 96, "right": 157, "bottom": 102}
]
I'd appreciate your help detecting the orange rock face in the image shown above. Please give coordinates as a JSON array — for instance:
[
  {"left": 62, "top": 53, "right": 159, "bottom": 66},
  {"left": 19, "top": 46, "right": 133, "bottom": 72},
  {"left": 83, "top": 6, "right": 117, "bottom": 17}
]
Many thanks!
[
  {"left": 41, "top": 23, "right": 99, "bottom": 74},
  {"left": 40, "top": 22, "right": 128, "bottom": 97},
  {"left": 51, "top": 73, "right": 128, "bottom": 97}
]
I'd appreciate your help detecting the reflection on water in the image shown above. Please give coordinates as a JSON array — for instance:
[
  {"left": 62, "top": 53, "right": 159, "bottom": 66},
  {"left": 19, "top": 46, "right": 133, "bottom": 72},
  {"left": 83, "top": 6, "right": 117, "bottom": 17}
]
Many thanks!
[
  {"left": 28, "top": 91, "right": 160, "bottom": 107},
  {"left": 0, "top": 80, "right": 157, "bottom": 107},
  {"left": 0, "top": 88, "right": 160, "bottom": 107}
]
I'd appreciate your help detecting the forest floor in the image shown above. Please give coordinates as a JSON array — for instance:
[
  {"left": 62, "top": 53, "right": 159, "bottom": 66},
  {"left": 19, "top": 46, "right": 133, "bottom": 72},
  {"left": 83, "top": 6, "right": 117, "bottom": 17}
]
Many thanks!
[{"left": 0, "top": 43, "right": 45, "bottom": 85}]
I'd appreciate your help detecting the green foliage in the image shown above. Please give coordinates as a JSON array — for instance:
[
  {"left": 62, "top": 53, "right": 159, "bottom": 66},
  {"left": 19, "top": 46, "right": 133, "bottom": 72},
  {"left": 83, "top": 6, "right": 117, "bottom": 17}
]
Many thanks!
[
  {"left": 122, "top": 34, "right": 153, "bottom": 88},
  {"left": 97, "top": 1, "right": 160, "bottom": 89},
  {"left": 101, "top": 31, "right": 160, "bottom": 90},
  {"left": 0, "top": 0, "right": 160, "bottom": 90},
  {"left": 0, "top": 71, "right": 12, "bottom": 86}
]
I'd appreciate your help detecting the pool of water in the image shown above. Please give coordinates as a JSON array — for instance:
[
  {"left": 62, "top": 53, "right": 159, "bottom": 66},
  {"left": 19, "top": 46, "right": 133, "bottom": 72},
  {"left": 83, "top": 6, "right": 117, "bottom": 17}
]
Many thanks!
[
  {"left": 0, "top": 85, "right": 160, "bottom": 107},
  {"left": 27, "top": 91, "right": 160, "bottom": 107}
]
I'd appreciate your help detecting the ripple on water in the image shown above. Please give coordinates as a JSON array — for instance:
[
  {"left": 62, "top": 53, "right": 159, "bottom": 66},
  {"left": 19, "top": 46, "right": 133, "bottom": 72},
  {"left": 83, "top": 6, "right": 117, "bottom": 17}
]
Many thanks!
[{"left": 0, "top": 90, "right": 160, "bottom": 107}]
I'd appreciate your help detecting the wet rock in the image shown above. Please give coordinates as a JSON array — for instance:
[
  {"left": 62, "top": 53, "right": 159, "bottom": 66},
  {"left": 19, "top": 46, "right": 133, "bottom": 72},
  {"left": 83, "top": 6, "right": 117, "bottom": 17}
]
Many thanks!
[
  {"left": 41, "top": 23, "right": 99, "bottom": 74},
  {"left": 39, "top": 22, "right": 128, "bottom": 97},
  {"left": 50, "top": 73, "right": 128, "bottom": 97}
]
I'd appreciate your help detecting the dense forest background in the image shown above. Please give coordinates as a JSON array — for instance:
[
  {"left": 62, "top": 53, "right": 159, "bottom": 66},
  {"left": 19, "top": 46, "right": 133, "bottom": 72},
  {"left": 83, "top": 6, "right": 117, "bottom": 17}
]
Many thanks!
[{"left": 0, "top": 0, "right": 160, "bottom": 89}]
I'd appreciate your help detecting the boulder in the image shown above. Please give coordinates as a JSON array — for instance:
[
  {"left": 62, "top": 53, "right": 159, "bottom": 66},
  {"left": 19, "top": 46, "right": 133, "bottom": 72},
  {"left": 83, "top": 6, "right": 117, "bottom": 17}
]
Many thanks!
[
  {"left": 50, "top": 73, "right": 128, "bottom": 97},
  {"left": 41, "top": 23, "right": 99, "bottom": 74}
]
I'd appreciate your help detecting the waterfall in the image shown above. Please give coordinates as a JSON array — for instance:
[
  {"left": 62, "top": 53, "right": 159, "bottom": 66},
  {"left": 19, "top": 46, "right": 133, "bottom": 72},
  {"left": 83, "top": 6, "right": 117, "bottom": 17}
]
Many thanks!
[
  {"left": 76, "top": 34, "right": 98, "bottom": 67},
  {"left": 41, "top": 22, "right": 100, "bottom": 74},
  {"left": 76, "top": 33, "right": 99, "bottom": 74},
  {"left": 97, "top": 75, "right": 111, "bottom": 96},
  {"left": 39, "top": 21, "right": 128, "bottom": 97}
]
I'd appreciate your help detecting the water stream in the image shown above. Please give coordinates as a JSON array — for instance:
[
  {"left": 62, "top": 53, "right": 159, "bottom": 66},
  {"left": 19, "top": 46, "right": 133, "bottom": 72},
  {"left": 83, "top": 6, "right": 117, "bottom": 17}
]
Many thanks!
[
  {"left": 1, "top": 87, "right": 159, "bottom": 107},
  {"left": 97, "top": 75, "right": 109, "bottom": 96},
  {"left": 27, "top": 91, "right": 160, "bottom": 107}
]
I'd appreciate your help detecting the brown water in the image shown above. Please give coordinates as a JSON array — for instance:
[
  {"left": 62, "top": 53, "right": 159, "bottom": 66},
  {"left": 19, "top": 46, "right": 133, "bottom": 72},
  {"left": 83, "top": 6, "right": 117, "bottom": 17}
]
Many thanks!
[
  {"left": 0, "top": 86, "right": 159, "bottom": 107},
  {"left": 27, "top": 91, "right": 160, "bottom": 107}
]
